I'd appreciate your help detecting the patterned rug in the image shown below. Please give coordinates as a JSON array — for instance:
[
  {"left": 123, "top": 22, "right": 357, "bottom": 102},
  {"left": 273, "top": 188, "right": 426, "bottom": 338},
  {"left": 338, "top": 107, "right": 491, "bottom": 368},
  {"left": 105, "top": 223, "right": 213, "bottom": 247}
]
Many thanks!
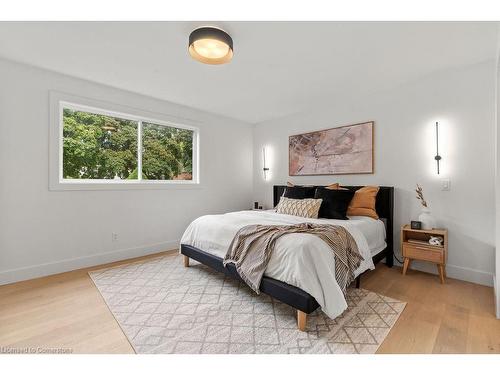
[{"left": 89, "top": 255, "right": 406, "bottom": 354}]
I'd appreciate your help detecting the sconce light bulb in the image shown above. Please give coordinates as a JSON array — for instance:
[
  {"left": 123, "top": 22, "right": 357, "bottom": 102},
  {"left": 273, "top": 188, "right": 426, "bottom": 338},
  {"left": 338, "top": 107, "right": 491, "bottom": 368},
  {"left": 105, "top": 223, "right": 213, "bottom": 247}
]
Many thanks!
[
  {"left": 435, "top": 122, "right": 441, "bottom": 174},
  {"left": 262, "top": 147, "right": 269, "bottom": 180}
]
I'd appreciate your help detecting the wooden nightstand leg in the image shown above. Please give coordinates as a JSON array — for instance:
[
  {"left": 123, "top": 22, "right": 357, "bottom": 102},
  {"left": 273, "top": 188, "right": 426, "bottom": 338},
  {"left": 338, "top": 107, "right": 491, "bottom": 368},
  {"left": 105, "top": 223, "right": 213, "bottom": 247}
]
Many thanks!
[
  {"left": 437, "top": 264, "right": 445, "bottom": 284},
  {"left": 402, "top": 258, "right": 410, "bottom": 275}
]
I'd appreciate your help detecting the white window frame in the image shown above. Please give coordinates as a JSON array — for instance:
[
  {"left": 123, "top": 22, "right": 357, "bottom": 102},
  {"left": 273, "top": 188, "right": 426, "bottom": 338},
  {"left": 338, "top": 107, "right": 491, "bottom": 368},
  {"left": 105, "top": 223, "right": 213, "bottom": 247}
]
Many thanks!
[{"left": 49, "top": 91, "right": 200, "bottom": 191}]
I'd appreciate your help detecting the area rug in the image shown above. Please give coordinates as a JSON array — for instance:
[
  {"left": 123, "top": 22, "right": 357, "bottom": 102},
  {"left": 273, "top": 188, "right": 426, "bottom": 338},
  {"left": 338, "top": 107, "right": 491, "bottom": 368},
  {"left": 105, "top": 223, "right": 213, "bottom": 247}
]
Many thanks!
[{"left": 89, "top": 255, "right": 406, "bottom": 354}]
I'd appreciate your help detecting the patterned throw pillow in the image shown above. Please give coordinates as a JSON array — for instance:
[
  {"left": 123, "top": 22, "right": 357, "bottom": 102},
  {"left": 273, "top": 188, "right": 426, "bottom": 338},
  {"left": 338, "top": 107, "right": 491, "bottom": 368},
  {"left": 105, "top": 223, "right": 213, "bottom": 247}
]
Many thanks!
[{"left": 275, "top": 197, "right": 323, "bottom": 218}]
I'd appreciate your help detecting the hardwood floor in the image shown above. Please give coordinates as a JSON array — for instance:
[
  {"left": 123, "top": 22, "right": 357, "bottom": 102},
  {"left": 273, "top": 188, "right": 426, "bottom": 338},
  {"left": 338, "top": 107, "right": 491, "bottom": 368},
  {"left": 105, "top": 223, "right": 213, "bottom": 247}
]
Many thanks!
[
  {"left": 362, "top": 263, "right": 500, "bottom": 353},
  {"left": 0, "top": 252, "right": 174, "bottom": 354},
  {"left": 0, "top": 252, "right": 498, "bottom": 354}
]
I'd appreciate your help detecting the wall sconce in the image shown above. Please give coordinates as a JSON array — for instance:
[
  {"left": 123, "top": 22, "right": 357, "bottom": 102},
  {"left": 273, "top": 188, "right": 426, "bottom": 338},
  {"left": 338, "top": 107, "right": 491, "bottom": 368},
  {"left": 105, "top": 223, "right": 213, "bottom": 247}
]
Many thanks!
[
  {"left": 262, "top": 147, "right": 270, "bottom": 180},
  {"left": 434, "top": 122, "right": 442, "bottom": 174}
]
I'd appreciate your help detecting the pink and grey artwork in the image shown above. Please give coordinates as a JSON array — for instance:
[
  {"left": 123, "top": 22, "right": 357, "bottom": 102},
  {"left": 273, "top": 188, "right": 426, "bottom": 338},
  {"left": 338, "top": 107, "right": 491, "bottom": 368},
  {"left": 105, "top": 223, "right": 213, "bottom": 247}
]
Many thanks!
[{"left": 289, "top": 121, "right": 374, "bottom": 175}]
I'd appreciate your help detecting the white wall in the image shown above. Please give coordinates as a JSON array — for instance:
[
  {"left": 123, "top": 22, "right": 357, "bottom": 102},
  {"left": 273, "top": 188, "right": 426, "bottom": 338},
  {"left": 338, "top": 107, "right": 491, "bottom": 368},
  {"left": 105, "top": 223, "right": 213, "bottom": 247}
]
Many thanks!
[
  {"left": 0, "top": 58, "right": 254, "bottom": 285},
  {"left": 495, "top": 40, "right": 500, "bottom": 317},
  {"left": 253, "top": 60, "right": 496, "bottom": 286},
  {"left": 1, "top": 56, "right": 496, "bottom": 290}
]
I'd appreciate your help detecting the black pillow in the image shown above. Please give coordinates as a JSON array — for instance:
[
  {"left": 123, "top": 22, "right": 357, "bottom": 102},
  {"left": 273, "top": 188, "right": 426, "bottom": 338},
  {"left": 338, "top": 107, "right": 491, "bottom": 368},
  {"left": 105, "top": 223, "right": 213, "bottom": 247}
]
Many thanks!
[
  {"left": 314, "top": 187, "right": 355, "bottom": 220},
  {"left": 283, "top": 185, "right": 316, "bottom": 200}
]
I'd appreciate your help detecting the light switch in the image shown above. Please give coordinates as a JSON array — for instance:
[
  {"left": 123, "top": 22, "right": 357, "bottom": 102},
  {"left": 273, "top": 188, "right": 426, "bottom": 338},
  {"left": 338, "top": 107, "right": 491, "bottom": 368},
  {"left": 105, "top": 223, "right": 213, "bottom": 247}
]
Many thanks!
[{"left": 441, "top": 178, "right": 451, "bottom": 191}]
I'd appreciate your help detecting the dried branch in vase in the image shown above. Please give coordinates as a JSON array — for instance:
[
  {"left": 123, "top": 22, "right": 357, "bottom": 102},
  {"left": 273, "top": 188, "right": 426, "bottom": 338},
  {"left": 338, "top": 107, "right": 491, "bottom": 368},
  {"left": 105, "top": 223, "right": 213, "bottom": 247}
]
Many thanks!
[{"left": 416, "top": 184, "right": 428, "bottom": 208}]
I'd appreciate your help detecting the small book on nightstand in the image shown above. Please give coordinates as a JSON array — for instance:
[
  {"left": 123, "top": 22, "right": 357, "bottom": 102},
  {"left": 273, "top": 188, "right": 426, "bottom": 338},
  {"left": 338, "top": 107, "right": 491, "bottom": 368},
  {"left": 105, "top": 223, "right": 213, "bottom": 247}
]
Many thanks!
[{"left": 407, "top": 238, "right": 444, "bottom": 248}]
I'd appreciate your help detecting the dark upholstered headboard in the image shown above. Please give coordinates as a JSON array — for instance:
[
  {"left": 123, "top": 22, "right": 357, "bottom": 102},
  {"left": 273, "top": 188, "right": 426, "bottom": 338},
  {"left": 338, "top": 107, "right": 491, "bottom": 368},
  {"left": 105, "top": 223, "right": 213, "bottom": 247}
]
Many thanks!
[{"left": 273, "top": 185, "right": 394, "bottom": 265}]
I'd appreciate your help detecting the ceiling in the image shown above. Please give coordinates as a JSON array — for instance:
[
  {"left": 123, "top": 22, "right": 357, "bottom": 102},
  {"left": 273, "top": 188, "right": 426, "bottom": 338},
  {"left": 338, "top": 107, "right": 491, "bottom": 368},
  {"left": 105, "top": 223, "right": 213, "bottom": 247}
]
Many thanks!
[{"left": 0, "top": 22, "right": 497, "bottom": 124}]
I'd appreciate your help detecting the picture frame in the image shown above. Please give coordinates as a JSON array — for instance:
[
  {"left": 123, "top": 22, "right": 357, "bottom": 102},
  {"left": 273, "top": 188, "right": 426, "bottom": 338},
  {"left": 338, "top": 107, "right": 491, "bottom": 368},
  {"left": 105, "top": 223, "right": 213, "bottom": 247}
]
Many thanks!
[{"left": 289, "top": 121, "right": 374, "bottom": 176}]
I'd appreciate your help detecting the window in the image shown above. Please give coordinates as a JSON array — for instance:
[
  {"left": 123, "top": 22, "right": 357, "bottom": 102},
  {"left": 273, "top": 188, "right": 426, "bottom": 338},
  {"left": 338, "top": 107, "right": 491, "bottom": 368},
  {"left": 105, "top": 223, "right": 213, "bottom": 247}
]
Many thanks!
[
  {"left": 141, "top": 122, "right": 194, "bottom": 181},
  {"left": 50, "top": 94, "right": 199, "bottom": 190},
  {"left": 62, "top": 108, "right": 139, "bottom": 180}
]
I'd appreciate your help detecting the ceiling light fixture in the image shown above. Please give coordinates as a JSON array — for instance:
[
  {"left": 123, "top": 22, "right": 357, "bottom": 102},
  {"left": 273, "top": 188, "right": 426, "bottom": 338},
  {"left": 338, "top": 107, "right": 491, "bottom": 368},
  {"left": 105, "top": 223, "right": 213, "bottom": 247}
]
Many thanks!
[{"left": 188, "top": 27, "right": 233, "bottom": 65}]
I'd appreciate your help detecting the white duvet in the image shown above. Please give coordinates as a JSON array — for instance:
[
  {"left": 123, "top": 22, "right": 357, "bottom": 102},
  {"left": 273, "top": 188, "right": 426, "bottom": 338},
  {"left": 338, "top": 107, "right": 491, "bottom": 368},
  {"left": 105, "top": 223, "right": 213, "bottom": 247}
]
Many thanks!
[{"left": 180, "top": 210, "right": 382, "bottom": 319}]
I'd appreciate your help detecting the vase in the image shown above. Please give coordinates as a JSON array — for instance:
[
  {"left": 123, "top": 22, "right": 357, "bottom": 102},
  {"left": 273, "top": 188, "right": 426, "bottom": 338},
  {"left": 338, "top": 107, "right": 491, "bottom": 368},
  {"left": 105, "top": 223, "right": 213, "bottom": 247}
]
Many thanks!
[{"left": 418, "top": 208, "right": 436, "bottom": 230}]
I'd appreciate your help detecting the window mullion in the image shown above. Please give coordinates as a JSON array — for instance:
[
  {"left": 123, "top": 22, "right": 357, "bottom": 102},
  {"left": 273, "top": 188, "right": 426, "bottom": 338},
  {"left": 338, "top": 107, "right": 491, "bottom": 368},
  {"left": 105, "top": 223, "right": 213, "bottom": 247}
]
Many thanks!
[{"left": 138, "top": 120, "right": 143, "bottom": 181}]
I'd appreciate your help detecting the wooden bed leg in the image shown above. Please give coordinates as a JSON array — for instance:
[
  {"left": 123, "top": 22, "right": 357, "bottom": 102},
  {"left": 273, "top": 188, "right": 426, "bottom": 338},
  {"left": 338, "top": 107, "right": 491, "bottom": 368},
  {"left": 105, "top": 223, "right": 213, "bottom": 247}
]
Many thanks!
[
  {"left": 183, "top": 255, "right": 189, "bottom": 267},
  {"left": 297, "top": 310, "right": 307, "bottom": 332}
]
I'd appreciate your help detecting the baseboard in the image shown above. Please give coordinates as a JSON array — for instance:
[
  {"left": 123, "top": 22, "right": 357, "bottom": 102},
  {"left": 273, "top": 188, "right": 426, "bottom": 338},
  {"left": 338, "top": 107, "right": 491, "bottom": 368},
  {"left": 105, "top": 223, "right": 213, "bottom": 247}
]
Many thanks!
[
  {"left": 2, "top": 243, "right": 494, "bottom": 290},
  {"left": 0, "top": 240, "right": 179, "bottom": 286},
  {"left": 409, "top": 261, "right": 494, "bottom": 287},
  {"left": 494, "top": 275, "right": 500, "bottom": 319}
]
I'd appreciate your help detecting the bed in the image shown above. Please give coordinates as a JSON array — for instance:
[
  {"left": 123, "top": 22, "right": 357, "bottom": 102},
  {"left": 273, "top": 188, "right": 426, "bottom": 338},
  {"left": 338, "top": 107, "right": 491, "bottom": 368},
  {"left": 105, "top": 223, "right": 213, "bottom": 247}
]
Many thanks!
[{"left": 180, "top": 185, "right": 394, "bottom": 331}]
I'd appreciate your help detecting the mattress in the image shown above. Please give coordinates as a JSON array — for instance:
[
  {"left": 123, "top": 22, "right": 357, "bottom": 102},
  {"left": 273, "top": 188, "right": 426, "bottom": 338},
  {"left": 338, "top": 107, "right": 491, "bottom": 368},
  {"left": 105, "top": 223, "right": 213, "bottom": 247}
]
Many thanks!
[
  {"left": 347, "top": 215, "right": 387, "bottom": 255},
  {"left": 180, "top": 210, "right": 386, "bottom": 319}
]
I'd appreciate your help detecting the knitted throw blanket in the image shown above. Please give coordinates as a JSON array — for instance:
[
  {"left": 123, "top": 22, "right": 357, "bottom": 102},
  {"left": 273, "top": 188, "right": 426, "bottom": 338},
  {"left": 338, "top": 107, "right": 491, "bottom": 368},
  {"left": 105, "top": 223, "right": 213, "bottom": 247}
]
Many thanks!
[{"left": 223, "top": 223, "right": 363, "bottom": 294}]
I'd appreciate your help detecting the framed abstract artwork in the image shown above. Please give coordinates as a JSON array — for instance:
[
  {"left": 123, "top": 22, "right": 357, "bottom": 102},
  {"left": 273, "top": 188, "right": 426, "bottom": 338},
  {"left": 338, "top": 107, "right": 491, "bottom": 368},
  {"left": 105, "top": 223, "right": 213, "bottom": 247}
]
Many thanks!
[{"left": 289, "top": 121, "right": 374, "bottom": 176}]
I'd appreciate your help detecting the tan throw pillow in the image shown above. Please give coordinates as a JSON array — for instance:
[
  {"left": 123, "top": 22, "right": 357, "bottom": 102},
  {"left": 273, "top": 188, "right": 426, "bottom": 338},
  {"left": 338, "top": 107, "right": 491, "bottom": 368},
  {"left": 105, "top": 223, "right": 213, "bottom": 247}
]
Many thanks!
[
  {"left": 326, "top": 183, "right": 349, "bottom": 191},
  {"left": 276, "top": 197, "right": 323, "bottom": 218},
  {"left": 347, "top": 186, "right": 380, "bottom": 219},
  {"left": 325, "top": 183, "right": 340, "bottom": 189}
]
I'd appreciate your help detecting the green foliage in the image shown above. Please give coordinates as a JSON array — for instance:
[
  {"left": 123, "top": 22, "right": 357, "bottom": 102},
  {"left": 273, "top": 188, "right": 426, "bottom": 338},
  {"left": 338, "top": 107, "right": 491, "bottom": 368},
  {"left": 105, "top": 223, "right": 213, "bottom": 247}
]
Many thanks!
[
  {"left": 142, "top": 122, "right": 193, "bottom": 180},
  {"left": 63, "top": 109, "right": 138, "bottom": 179},
  {"left": 127, "top": 167, "right": 139, "bottom": 180},
  {"left": 62, "top": 109, "right": 193, "bottom": 181}
]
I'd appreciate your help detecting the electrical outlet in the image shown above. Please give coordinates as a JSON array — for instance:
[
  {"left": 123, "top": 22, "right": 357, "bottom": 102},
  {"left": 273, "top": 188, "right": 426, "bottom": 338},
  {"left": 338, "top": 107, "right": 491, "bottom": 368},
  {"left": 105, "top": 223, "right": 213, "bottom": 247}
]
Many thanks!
[
  {"left": 112, "top": 232, "right": 118, "bottom": 241},
  {"left": 441, "top": 179, "right": 451, "bottom": 191}
]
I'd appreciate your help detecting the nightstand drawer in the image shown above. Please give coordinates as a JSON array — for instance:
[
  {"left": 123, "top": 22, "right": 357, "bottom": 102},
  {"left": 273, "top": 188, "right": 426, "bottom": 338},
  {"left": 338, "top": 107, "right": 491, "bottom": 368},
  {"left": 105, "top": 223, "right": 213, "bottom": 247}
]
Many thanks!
[{"left": 402, "top": 243, "right": 444, "bottom": 263}]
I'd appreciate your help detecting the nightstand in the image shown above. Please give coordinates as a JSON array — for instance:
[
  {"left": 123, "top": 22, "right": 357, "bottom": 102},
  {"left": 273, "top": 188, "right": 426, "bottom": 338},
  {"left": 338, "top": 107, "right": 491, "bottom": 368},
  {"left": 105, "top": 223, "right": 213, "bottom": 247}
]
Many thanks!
[{"left": 401, "top": 225, "right": 448, "bottom": 283}]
